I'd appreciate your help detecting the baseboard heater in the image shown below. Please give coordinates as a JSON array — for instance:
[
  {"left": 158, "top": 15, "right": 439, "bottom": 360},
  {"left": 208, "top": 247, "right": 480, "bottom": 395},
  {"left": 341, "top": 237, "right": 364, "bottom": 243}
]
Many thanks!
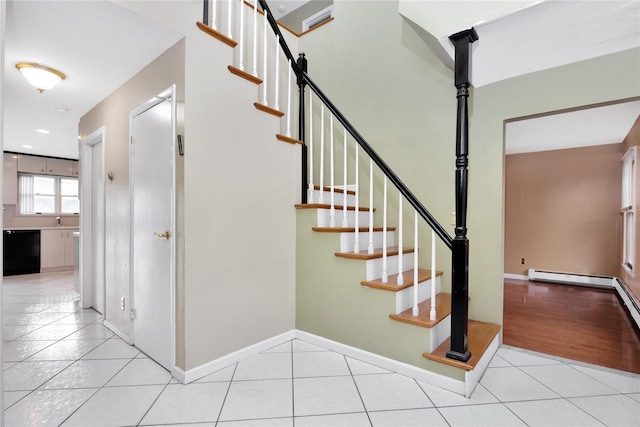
[
  {"left": 528, "top": 269, "right": 640, "bottom": 329},
  {"left": 527, "top": 269, "right": 615, "bottom": 288}
]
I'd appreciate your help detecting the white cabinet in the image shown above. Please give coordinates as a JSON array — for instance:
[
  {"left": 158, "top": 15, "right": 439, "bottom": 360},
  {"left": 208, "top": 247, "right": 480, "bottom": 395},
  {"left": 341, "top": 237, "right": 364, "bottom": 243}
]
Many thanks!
[
  {"left": 46, "top": 158, "right": 73, "bottom": 176},
  {"left": 17, "top": 154, "right": 75, "bottom": 176},
  {"left": 17, "top": 154, "right": 47, "bottom": 174},
  {"left": 41, "top": 229, "right": 78, "bottom": 271},
  {"left": 3, "top": 153, "right": 18, "bottom": 204}
]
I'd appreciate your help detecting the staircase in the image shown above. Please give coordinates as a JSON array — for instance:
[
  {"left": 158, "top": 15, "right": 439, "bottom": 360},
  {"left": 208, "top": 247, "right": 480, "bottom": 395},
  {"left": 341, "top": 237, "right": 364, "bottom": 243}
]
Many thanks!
[{"left": 196, "top": 0, "right": 500, "bottom": 397}]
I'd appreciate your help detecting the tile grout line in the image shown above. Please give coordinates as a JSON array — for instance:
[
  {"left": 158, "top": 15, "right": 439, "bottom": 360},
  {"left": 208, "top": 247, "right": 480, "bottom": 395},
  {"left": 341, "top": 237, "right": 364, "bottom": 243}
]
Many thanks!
[{"left": 342, "top": 354, "right": 374, "bottom": 427}]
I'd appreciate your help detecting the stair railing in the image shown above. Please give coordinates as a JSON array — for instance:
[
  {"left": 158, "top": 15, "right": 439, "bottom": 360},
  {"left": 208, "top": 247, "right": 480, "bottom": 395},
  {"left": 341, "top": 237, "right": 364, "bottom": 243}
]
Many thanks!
[{"left": 202, "top": 0, "right": 477, "bottom": 362}]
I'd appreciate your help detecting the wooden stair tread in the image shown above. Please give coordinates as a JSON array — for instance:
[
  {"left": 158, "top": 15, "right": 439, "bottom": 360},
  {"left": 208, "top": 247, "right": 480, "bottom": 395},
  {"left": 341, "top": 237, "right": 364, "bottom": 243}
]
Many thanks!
[
  {"left": 196, "top": 21, "right": 238, "bottom": 47},
  {"left": 335, "top": 246, "right": 414, "bottom": 260},
  {"left": 276, "top": 134, "right": 303, "bottom": 145},
  {"left": 313, "top": 185, "right": 356, "bottom": 195},
  {"left": 228, "top": 65, "right": 262, "bottom": 85},
  {"left": 389, "top": 293, "right": 451, "bottom": 327},
  {"left": 362, "top": 269, "right": 442, "bottom": 292},
  {"left": 295, "top": 203, "right": 372, "bottom": 212},
  {"left": 423, "top": 320, "right": 501, "bottom": 371},
  {"left": 313, "top": 227, "right": 395, "bottom": 233},
  {"left": 255, "top": 102, "right": 284, "bottom": 117}
]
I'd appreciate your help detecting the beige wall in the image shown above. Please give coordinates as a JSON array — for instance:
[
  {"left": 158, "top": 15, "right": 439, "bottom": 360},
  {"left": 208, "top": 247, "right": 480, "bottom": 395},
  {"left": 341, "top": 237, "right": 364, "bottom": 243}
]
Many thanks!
[
  {"left": 79, "top": 40, "right": 185, "bottom": 344},
  {"left": 505, "top": 143, "right": 624, "bottom": 276},
  {"left": 114, "top": 0, "right": 299, "bottom": 370},
  {"left": 621, "top": 115, "right": 640, "bottom": 301}
]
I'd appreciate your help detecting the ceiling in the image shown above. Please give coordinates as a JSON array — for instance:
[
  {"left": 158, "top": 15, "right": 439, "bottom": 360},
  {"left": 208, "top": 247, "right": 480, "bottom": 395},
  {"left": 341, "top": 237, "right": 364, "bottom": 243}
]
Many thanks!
[
  {"left": 2, "top": 0, "right": 639, "bottom": 160},
  {"left": 3, "top": 0, "right": 182, "bottom": 159}
]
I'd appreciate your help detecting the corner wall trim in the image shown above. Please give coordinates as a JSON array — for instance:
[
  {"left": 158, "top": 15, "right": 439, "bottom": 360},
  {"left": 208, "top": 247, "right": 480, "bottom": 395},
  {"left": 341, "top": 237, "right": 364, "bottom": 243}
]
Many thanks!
[{"left": 178, "top": 330, "right": 296, "bottom": 384}]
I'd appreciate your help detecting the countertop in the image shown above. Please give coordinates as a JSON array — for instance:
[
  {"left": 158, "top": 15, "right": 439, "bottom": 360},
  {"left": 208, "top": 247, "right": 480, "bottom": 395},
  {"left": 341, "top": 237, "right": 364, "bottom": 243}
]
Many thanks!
[{"left": 3, "top": 226, "right": 79, "bottom": 231}]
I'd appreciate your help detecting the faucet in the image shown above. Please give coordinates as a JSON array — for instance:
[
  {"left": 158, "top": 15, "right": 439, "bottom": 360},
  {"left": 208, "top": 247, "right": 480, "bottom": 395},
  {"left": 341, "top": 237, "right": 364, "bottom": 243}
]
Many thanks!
[{"left": 56, "top": 216, "right": 62, "bottom": 227}]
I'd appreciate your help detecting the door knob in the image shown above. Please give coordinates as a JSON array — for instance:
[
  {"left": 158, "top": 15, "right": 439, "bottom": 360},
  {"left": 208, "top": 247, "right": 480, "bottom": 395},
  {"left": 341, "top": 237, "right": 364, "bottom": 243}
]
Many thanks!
[{"left": 153, "top": 230, "right": 171, "bottom": 240}]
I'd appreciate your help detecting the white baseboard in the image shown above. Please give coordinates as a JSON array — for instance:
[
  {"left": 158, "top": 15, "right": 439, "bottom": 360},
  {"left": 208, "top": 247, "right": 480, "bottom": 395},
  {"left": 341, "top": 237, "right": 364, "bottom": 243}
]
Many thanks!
[
  {"left": 102, "top": 319, "right": 131, "bottom": 344},
  {"left": 503, "top": 273, "right": 528, "bottom": 280},
  {"left": 178, "top": 330, "right": 296, "bottom": 384},
  {"left": 614, "top": 279, "right": 640, "bottom": 330},
  {"left": 527, "top": 269, "right": 615, "bottom": 288},
  {"left": 295, "top": 330, "right": 466, "bottom": 396}
]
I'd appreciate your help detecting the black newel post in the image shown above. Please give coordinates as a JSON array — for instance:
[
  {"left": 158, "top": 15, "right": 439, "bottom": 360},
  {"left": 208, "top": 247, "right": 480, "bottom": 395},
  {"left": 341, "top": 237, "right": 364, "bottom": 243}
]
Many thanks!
[
  {"left": 446, "top": 27, "right": 478, "bottom": 363},
  {"left": 297, "top": 53, "right": 308, "bottom": 204}
]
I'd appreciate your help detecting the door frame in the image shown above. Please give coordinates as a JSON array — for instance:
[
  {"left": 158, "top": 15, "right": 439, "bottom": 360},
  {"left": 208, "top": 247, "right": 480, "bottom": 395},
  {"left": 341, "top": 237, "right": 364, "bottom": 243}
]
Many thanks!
[
  {"left": 128, "top": 85, "right": 177, "bottom": 372},
  {"left": 80, "top": 126, "right": 106, "bottom": 311}
]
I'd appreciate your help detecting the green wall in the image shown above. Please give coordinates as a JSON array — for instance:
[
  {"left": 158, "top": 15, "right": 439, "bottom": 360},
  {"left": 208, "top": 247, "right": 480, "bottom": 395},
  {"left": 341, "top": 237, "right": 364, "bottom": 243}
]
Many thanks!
[{"left": 297, "top": 0, "right": 640, "bottom": 329}]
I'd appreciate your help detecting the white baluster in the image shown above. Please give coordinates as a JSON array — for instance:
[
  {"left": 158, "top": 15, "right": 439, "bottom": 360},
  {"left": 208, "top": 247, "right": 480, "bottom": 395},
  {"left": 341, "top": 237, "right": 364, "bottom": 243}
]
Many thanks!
[
  {"left": 382, "top": 177, "right": 388, "bottom": 283},
  {"left": 319, "top": 104, "right": 324, "bottom": 204},
  {"left": 368, "top": 159, "right": 374, "bottom": 254},
  {"left": 308, "top": 92, "right": 314, "bottom": 202},
  {"left": 412, "top": 210, "right": 419, "bottom": 317},
  {"left": 274, "top": 35, "right": 280, "bottom": 110},
  {"left": 212, "top": 0, "right": 218, "bottom": 30},
  {"left": 397, "top": 197, "right": 404, "bottom": 285},
  {"left": 252, "top": 0, "right": 257, "bottom": 76},
  {"left": 238, "top": 0, "right": 244, "bottom": 70},
  {"left": 430, "top": 230, "right": 437, "bottom": 321},
  {"left": 227, "top": 0, "right": 232, "bottom": 38},
  {"left": 286, "top": 59, "right": 292, "bottom": 137},
  {"left": 342, "top": 128, "right": 348, "bottom": 228},
  {"left": 329, "top": 115, "right": 336, "bottom": 227},
  {"left": 354, "top": 144, "right": 360, "bottom": 253},
  {"left": 261, "top": 10, "right": 267, "bottom": 104}
]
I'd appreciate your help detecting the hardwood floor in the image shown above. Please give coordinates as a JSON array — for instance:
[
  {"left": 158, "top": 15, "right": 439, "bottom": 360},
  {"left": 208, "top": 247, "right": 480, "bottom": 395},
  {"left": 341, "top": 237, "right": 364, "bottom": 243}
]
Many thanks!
[{"left": 503, "top": 279, "right": 640, "bottom": 374}]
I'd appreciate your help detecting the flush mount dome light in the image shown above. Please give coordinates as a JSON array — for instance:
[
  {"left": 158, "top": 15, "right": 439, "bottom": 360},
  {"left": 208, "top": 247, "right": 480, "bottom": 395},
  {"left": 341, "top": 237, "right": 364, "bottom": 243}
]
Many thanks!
[{"left": 16, "top": 62, "right": 66, "bottom": 93}]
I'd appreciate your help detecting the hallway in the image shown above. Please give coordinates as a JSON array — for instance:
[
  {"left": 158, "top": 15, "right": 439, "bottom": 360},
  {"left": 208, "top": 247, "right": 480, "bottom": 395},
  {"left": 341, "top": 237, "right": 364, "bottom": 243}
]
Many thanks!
[{"left": 2, "top": 272, "right": 639, "bottom": 426}]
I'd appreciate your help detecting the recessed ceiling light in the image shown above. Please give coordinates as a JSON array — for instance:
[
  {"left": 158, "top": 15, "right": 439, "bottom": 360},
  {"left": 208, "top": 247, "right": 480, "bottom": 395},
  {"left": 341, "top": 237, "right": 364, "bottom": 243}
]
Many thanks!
[
  {"left": 35, "top": 129, "right": 50, "bottom": 134},
  {"left": 22, "top": 145, "right": 33, "bottom": 149},
  {"left": 54, "top": 107, "right": 71, "bottom": 114}
]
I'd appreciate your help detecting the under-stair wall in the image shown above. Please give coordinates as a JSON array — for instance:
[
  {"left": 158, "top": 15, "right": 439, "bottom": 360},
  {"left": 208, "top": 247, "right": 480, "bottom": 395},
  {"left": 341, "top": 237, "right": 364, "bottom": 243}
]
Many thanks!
[{"left": 117, "top": 0, "right": 300, "bottom": 372}]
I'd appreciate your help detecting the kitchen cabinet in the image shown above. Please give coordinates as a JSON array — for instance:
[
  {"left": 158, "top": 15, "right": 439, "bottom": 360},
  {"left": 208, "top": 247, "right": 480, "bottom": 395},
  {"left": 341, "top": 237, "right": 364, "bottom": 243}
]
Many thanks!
[
  {"left": 41, "top": 229, "right": 78, "bottom": 271},
  {"left": 3, "top": 153, "right": 18, "bottom": 205},
  {"left": 46, "top": 158, "right": 73, "bottom": 176},
  {"left": 17, "top": 154, "right": 47, "bottom": 174},
  {"left": 16, "top": 154, "right": 76, "bottom": 176}
]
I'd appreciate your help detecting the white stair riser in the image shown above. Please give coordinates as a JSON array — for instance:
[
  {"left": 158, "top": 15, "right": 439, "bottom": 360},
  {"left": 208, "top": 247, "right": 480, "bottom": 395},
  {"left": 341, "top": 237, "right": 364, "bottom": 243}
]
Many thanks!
[
  {"left": 366, "top": 253, "right": 415, "bottom": 281},
  {"left": 429, "top": 314, "right": 451, "bottom": 352},
  {"left": 311, "top": 190, "right": 357, "bottom": 206},
  {"left": 396, "top": 276, "right": 441, "bottom": 314},
  {"left": 316, "top": 209, "right": 370, "bottom": 228},
  {"left": 340, "top": 231, "right": 395, "bottom": 252}
]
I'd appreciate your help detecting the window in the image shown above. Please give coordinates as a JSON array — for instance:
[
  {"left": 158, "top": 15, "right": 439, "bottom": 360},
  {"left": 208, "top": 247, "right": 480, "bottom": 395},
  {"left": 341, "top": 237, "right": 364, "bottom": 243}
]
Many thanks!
[
  {"left": 18, "top": 173, "right": 79, "bottom": 215},
  {"left": 621, "top": 146, "right": 636, "bottom": 274}
]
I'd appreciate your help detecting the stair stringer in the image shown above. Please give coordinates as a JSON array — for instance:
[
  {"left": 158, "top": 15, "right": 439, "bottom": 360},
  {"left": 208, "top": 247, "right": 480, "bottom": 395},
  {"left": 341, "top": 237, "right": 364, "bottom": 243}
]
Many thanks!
[{"left": 296, "top": 208, "right": 467, "bottom": 386}]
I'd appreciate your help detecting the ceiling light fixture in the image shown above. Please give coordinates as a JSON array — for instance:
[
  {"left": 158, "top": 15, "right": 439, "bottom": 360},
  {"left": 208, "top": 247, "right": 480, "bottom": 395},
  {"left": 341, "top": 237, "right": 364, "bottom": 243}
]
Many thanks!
[
  {"left": 35, "top": 129, "right": 50, "bottom": 134},
  {"left": 15, "top": 62, "right": 66, "bottom": 93}
]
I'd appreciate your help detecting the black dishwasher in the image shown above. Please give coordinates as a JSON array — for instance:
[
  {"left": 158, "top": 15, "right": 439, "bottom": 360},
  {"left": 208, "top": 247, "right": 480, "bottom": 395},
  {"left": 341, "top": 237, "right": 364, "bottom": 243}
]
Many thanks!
[{"left": 3, "top": 230, "right": 41, "bottom": 276}]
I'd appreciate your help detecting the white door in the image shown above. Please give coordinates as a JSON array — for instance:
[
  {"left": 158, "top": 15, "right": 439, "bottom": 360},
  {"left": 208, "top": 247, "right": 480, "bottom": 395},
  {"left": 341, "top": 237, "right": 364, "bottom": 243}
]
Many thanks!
[
  {"left": 130, "top": 91, "right": 174, "bottom": 370},
  {"left": 91, "top": 141, "right": 105, "bottom": 314}
]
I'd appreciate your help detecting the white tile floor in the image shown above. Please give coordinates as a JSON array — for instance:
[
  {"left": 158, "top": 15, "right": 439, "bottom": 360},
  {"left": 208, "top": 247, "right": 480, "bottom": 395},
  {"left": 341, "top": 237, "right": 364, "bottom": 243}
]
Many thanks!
[{"left": 3, "top": 272, "right": 640, "bottom": 426}]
